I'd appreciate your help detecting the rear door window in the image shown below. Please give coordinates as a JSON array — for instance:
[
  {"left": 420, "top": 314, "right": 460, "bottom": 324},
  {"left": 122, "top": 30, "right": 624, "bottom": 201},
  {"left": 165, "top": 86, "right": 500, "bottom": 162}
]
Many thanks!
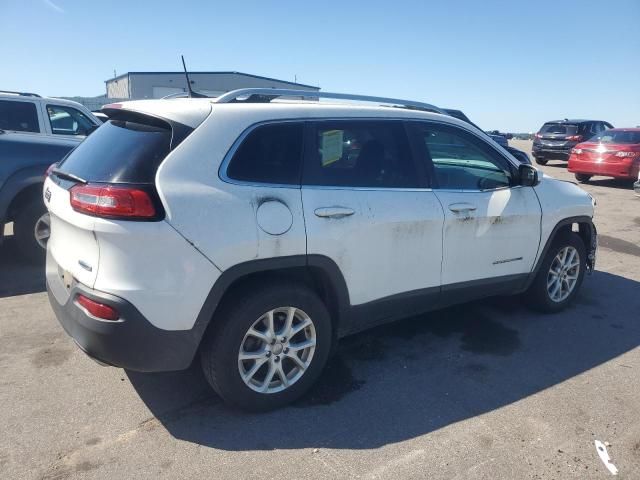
[
  {"left": 0, "top": 100, "right": 40, "bottom": 133},
  {"left": 584, "top": 122, "right": 600, "bottom": 136},
  {"left": 303, "top": 120, "right": 421, "bottom": 188},
  {"left": 226, "top": 123, "right": 304, "bottom": 185},
  {"left": 57, "top": 120, "right": 172, "bottom": 183}
]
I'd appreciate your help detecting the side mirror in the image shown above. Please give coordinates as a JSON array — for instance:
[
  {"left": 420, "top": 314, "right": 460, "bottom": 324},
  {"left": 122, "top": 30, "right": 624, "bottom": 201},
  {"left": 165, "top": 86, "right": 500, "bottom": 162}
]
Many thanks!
[{"left": 519, "top": 164, "right": 539, "bottom": 187}]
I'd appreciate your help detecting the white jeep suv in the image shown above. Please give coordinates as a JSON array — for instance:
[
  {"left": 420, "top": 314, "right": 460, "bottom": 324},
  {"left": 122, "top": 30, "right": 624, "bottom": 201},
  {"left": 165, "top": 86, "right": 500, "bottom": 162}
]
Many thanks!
[{"left": 44, "top": 89, "right": 597, "bottom": 411}]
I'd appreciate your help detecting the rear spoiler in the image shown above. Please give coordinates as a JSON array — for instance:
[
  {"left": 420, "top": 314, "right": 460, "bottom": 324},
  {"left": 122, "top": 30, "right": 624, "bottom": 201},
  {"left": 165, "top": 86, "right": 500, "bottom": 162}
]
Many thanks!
[{"left": 100, "top": 107, "right": 193, "bottom": 150}]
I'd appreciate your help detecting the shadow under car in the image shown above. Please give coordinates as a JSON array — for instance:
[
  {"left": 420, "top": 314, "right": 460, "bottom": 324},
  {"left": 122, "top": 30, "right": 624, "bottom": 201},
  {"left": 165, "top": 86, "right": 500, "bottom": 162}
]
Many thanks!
[{"left": 126, "top": 270, "right": 640, "bottom": 451}]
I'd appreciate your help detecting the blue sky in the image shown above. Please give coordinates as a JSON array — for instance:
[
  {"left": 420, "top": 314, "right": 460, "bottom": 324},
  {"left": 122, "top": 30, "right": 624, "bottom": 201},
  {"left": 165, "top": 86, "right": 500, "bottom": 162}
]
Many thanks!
[{"left": 2, "top": 0, "right": 638, "bottom": 132}]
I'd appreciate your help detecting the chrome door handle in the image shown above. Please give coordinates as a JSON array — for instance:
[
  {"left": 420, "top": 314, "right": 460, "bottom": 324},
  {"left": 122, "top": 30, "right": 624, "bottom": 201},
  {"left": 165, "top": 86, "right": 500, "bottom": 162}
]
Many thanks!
[
  {"left": 314, "top": 207, "right": 355, "bottom": 219},
  {"left": 448, "top": 203, "right": 477, "bottom": 213}
]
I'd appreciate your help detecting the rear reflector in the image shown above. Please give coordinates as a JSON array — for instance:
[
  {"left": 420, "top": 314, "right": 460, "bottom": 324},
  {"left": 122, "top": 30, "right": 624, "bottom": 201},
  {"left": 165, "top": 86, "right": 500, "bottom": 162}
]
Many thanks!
[
  {"left": 76, "top": 294, "right": 119, "bottom": 320},
  {"left": 70, "top": 184, "right": 156, "bottom": 219}
]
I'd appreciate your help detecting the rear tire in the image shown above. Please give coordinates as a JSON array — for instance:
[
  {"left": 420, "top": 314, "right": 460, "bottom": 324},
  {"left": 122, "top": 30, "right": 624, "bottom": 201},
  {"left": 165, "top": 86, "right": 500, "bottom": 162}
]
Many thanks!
[
  {"left": 535, "top": 157, "right": 548, "bottom": 166},
  {"left": 525, "top": 232, "right": 586, "bottom": 313},
  {"left": 200, "top": 282, "right": 332, "bottom": 411},
  {"left": 575, "top": 173, "right": 592, "bottom": 183},
  {"left": 14, "top": 199, "right": 48, "bottom": 261}
]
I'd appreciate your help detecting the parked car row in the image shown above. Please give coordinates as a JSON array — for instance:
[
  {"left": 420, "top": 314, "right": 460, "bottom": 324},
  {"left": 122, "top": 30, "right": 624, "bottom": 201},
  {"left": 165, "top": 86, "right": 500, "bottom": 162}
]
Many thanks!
[
  {"left": 0, "top": 90, "right": 102, "bottom": 258},
  {"left": 532, "top": 118, "right": 640, "bottom": 187}
]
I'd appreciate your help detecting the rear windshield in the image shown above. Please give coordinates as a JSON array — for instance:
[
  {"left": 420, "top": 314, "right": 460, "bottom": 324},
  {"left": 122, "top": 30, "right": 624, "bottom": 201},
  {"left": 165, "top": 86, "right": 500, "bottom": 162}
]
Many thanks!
[
  {"left": 540, "top": 123, "right": 578, "bottom": 135},
  {"left": 57, "top": 120, "right": 171, "bottom": 183},
  {"left": 590, "top": 130, "right": 640, "bottom": 144}
]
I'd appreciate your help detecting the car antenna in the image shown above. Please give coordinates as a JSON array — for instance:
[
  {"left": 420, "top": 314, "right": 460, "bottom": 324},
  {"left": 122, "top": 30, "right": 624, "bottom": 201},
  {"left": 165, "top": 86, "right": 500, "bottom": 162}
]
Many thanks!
[{"left": 181, "top": 55, "right": 207, "bottom": 98}]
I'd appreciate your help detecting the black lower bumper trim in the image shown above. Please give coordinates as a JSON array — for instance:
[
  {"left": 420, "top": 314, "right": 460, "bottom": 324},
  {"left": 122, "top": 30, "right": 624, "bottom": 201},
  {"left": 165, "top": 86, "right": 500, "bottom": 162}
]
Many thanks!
[
  {"left": 47, "top": 256, "right": 201, "bottom": 372},
  {"left": 532, "top": 149, "right": 570, "bottom": 160}
]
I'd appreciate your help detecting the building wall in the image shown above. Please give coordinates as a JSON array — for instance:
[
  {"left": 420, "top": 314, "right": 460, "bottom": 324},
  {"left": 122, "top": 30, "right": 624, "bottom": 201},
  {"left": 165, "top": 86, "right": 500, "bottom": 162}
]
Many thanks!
[
  {"left": 60, "top": 96, "right": 130, "bottom": 111},
  {"left": 106, "top": 73, "right": 318, "bottom": 100},
  {"left": 106, "top": 75, "right": 129, "bottom": 99}
]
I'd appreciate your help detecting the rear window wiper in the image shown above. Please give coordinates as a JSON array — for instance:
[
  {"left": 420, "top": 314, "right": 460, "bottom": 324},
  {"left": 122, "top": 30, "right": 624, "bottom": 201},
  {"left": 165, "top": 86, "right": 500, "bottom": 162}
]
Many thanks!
[{"left": 51, "top": 168, "right": 88, "bottom": 184}]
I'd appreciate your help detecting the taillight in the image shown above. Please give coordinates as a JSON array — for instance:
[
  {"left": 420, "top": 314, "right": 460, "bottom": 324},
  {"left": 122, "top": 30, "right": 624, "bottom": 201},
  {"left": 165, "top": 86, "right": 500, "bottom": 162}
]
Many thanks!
[
  {"left": 615, "top": 151, "right": 638, "bottom": 158},
  {"left": 535, "top": 133, "right": 542, "bottom": 139},
  {"left": 46, "top": 163, "right": 57, "bottom": 176},
  {"left": 76, "top": 294, "right": 119, "bottom": 320},
  {"left": 571, "top": 148, "right": 583, "bottom": 154},
  {"left": 70, "top": 184, "right": 156, "bottom": 219},
  {"left": 567, "top": 135, "right": 583, "bottom": 141}
]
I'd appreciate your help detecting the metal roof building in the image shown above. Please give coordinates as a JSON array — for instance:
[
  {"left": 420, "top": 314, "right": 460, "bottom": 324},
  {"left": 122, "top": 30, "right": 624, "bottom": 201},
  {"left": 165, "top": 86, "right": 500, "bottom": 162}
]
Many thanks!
[{"left": 105, "top": 71, "right": 320, "bottom": 100}]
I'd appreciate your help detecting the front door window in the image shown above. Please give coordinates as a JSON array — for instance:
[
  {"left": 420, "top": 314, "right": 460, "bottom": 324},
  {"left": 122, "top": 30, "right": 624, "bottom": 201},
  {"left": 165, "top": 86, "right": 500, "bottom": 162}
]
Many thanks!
[{"left": 46, "top": 105, "right": 94, "bottom": 136}]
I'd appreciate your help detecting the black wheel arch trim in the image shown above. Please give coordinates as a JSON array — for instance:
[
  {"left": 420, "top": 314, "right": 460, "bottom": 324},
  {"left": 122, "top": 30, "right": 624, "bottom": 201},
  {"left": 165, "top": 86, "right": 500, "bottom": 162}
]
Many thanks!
[
  {"left": 0, "top": 166, "right": 46, "bottom": 224},
  {"left": 525, "top": 215, "right": 596, "bottom": 290},
  {"left": 191, "top": 254, "right": 351, "bottom": 346}
]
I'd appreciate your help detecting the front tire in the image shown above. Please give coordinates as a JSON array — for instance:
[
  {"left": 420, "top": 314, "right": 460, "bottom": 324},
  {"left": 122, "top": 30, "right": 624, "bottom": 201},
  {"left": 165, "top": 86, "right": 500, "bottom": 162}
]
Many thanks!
[
  {"left": 525, "top": 232, "right": 586, "bottom": 313},
  {"left": 575, "top": 173, "right": 592, "bottom": 183},
  {"left": 535, "top": 157, "right": 548, "bottom": 166},
  {"left": 200, "top": 282, "right": 332, "bottom": 411},
  {"left": 14, "top": 200, "right": 48, "bottom": 261}
]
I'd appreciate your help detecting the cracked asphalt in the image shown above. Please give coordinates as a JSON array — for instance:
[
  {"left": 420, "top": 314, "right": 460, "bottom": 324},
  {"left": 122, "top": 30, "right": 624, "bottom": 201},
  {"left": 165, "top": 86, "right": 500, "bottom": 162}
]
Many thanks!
[{"left": 1, "top": 140, "right": 639, "bottom": 479}]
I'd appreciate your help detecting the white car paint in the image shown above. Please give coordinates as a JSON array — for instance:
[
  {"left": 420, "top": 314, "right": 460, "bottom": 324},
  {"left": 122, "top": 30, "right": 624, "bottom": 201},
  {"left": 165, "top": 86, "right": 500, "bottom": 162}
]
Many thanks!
[
  {"left": 46, "top": 97, "right": 594, "bottom": 334},
  {"left": 303, "top": 187, "right": 444, "bottom": 305},
  {"left": 44, "top": 177, "right": 98, "bottom": 288},
  {"left": 532, "top": 173, "right": 594, "bottom": 266},
  {"left": 43, "top": 175, "right": 221, "bottom": 331},
  {"left": 435, "top": 186, "right": 542, "bottom": 285},
  {"left": 104, "top": 98, "right": 212, "bottom": 128}
]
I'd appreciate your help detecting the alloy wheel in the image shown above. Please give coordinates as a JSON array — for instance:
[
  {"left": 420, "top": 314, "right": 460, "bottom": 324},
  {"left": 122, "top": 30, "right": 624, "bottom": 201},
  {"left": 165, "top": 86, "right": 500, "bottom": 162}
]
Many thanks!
[
  {"left": 238, "top": 307, "right": 316, "bottom": 394},
  {"left": 547, "top": 246, "right": 580, "bottom": 302}
]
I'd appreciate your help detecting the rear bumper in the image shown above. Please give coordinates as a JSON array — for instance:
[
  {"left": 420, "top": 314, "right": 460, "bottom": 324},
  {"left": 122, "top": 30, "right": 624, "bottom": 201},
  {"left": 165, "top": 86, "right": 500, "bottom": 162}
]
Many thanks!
[
  {"left": 46, "top": 250, "right": 200, "bottom": 372},
  {"left": 568, "top": 157, "right": 637, "bottom": 179},
  {"left": 532, "top": 145, "right": 571, "bottom": 160}
]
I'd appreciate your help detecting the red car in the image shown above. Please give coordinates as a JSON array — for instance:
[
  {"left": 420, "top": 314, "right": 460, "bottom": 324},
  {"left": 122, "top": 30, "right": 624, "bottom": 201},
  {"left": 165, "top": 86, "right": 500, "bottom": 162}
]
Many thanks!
[{"left": 568, "top": 128, "right": 640, "bottom": 183}]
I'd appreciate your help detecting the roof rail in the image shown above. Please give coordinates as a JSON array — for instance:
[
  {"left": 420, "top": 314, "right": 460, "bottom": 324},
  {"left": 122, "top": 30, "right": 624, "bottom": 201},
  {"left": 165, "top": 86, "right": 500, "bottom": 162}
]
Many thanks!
[
  {"left": 161, "top": 91, "right": 211, "bottom": 99},
  {"left": 212, "top": 88, "right": 445, "bottom": 114},
  {"left": 0, "top": 90, "right": 41, "bottom": 98}
]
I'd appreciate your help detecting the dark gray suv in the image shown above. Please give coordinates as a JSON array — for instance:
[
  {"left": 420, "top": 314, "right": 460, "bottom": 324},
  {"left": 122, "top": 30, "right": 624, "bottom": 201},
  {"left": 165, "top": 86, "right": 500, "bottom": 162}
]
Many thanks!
[{"left": 532, "top": 119, "right": 613, "bottom": 165}]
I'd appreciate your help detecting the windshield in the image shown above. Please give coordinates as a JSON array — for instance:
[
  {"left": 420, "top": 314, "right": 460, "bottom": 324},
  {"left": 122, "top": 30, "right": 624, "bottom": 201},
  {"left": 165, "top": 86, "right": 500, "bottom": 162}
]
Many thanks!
[
  {"left": 540, "top": 123, "right": 578, "bottom": 135},
  {"left": 589, "top": 130, "right": 640, "bottom": 144}
]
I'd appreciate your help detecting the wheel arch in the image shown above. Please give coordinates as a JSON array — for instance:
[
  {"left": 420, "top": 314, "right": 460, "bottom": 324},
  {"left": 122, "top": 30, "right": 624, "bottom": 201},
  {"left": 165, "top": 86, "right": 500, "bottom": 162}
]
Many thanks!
[
  {"left": 525, "top": 215, "right": 596, "bottom": 290},
  {"left": 191, "top": 255, "right": 351, "bottom": 356},
  {"left": 0, "top": 167, "right": 45, "bottom": 224}
]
